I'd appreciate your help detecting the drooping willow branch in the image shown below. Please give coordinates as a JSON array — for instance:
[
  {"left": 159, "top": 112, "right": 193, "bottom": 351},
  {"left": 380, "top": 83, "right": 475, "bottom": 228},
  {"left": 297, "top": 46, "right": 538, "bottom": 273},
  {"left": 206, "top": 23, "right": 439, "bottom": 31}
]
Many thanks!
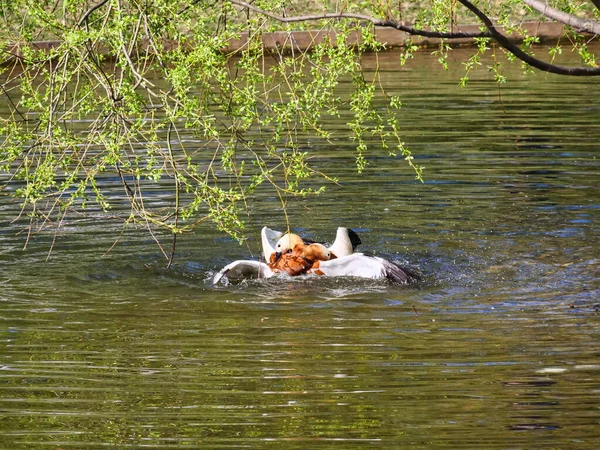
[{"left": 229, "top": 0, "right": 600, "bottom": 76}]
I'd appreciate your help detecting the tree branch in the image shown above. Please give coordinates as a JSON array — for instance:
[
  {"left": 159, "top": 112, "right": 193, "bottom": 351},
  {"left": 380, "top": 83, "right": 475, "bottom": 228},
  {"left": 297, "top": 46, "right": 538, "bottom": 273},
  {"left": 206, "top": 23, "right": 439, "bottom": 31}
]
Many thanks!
[
  {"left": 458, "top": 0, "right": 600, "bottom": 76},
  {"left": 166, "top": 122, "right": 179, "bottom": 270},
  {"left": 78, "top": 0, "right": 110, "bottom": 27},
  {"left": 229, "top": 0, "right": 489, "bottom": 39},
  {"left": 521, "top": 0, "right": 600, "bottom": 34},
  {"left": 229, "top": 0, "right": 600, "bottom": 76},
  {"left": 0, "top": 84, "right": 26, "bottom": 121}
]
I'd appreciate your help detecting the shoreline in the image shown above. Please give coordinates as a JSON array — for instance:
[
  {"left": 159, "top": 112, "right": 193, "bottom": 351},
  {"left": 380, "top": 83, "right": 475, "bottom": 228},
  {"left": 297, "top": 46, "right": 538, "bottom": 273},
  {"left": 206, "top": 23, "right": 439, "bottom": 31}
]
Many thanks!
[
  {"left": 229, "top": 22, "right": 570, "bottom": 53},
  {"left": 3, "top": 22, "right": 577, "bottom": 60}
]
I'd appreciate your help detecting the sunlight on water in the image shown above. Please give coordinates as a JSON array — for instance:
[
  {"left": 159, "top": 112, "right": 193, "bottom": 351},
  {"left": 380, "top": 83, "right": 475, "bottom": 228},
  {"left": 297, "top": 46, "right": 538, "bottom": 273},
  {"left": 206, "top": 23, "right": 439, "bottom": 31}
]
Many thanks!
[{"left": 1, "top": 47, "right": 600, "bottom": 448}]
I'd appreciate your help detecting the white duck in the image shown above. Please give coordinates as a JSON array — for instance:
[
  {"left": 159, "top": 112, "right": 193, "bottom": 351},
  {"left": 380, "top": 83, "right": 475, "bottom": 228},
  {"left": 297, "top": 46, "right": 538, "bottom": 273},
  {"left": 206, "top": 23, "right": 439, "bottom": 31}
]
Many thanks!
[
  {"left": 213, "top": 227, "right": 419, "bottom": 285},
  {"left": 262, "top": 226, "right": 361, "bottom": 261},
  {"left": 213, "top": 227, "right": 360, "bottom": 284}
]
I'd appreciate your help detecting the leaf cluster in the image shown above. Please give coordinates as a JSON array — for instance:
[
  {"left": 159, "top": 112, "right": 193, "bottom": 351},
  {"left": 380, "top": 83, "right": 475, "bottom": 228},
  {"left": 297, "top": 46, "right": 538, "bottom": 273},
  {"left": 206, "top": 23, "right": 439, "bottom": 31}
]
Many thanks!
[
  {"left": 2, "top": 0, "right": 597, "bottom": 251},
  {"left": 0, "top": 0, "right": 423, "bottom": 248}
]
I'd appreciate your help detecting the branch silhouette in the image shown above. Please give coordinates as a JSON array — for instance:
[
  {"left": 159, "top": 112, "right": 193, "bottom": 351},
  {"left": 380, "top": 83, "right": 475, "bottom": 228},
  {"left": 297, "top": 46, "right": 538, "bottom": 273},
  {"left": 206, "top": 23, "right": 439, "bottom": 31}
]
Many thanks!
[
  {"left": 458, "top": 0, "right": 600, "bottom": 75},
  {"left": 229, "top": 0, "right": 600, "bottom": 76}
]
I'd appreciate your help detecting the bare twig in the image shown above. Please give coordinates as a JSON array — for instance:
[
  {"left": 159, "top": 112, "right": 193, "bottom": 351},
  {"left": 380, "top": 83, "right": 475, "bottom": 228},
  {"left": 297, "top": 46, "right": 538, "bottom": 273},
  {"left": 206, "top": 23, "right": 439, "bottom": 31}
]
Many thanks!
[
  {"left": 229, "top": 0, "right": 488, "bottom": 39},
  {"left": 78, "top": 0, "right": 110, "bottom": 27},
  {"left": 0, "top": 84, "right": 26, "bottom": 121},
  {"left": 412, "top": 304, "right": 419, "bottom": 319},
  {"left": 521, "top": 0, "right": 600, "bottom": 34},
  {"left": 166, "top": 122, "right": 180, "bottom": 270},
  {"left": 46, "top": 207, "right": 67, "bottom": 261}
]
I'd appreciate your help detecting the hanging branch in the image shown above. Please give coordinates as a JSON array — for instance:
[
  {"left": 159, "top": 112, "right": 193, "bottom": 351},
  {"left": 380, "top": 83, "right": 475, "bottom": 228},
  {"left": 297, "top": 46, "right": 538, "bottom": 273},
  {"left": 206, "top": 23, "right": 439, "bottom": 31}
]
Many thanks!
[
  {"left": 166, "top": 122, "right": 180, "bottom": 270},
  {"left": 78, "top": 0, "right": 110, "bottom": 27},
  {"left": 228, "top": 0, "right": 600, "bottom": 76},
  {"left": 457, "top": 0, "right": 600, "bottom": 76},
  {"left": 229, "top": 0, "right": 489, "bottom": 39}
]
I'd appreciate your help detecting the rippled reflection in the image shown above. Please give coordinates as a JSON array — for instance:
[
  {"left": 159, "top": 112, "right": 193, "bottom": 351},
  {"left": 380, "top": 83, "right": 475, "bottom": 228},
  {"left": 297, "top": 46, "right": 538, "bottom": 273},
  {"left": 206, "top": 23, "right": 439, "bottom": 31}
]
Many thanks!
[{"left": 1, "top": 47, "right": 599, "bottom": 448}]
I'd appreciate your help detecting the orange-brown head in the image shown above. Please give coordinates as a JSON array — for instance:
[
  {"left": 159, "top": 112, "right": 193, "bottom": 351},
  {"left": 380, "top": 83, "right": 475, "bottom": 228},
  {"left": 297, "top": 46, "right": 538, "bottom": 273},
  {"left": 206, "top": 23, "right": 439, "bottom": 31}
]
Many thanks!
[{"left": 301, "top": 243, "right": 331, "bottom": 262}]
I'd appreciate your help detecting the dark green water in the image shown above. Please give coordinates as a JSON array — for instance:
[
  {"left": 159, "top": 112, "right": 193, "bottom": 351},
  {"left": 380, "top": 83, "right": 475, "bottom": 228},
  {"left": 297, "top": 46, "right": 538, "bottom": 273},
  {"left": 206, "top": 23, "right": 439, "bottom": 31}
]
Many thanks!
[{"left": 1, "top": 48, "right": 600, "bottom": 448}]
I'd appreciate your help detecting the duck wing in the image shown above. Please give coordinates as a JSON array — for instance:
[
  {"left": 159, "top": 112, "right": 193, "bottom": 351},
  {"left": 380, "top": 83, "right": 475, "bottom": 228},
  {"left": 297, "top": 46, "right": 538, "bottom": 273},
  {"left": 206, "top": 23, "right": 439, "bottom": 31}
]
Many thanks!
[
  {"left": 316, "top": 253, "right": 418, "bottom": 284},
  {"left": 213, "top": 260, "right": 275, "bottom": 284},
  {"left": 261, "top": 227, "right": 283, "bottom": 262},
  {"left": 328, "top": 227, "right": 362, "bottom": 257},
  {"left": 347, "top": 229, "right": 362, "bottom": 251}
]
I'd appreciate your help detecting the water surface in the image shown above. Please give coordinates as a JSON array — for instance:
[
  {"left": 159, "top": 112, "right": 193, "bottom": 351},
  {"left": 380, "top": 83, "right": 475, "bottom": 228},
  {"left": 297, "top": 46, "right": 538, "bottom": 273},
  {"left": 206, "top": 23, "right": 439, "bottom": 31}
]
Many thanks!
[{"left": 1, "top": 47, "right": 599, "bottom": 448}]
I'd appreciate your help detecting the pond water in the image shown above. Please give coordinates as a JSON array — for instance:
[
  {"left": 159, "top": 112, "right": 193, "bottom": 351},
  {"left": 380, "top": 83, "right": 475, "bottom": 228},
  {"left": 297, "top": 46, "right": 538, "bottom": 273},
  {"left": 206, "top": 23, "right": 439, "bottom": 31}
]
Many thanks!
[{"left": 1, "top": 47, "right": 600, "bottom": 448}]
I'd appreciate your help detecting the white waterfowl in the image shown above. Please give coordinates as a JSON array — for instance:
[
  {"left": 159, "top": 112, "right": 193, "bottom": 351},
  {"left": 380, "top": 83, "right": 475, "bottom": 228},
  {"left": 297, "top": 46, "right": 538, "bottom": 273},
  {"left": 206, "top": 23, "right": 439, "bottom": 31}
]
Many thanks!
[
  {"left": 213, "top": 227, "right": 418, "bottom": 285},
  {"left": 261, "top": 226, "right": 361, "bottom": 260},
  {"left": 261, "top": 226, "right": 282, "bottom": 262},
  {"left": 212, "top": 231, "right": 332, "bottom": 284},
  {"left": 272, "top": 232, "right": 418, "bottom": 284}
]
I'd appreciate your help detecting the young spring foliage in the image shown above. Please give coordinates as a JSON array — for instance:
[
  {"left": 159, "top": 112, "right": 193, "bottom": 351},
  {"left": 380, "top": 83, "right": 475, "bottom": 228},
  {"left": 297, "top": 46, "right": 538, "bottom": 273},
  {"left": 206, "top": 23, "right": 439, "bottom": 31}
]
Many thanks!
[
  {"left": 0, "top": 0, "right": 423, "bottom": 243},
  {"left": 1, "top": 0, "right": 598, "bottom": 247}
]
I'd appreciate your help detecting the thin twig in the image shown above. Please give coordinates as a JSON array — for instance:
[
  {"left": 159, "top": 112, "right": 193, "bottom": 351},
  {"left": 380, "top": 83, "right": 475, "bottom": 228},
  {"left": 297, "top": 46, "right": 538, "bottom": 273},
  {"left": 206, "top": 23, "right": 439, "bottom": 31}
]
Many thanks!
[
  {"left": 229, "top": 0, "right": 488, "bottom": 39},
  {"left": 0, "top": 84, "right": 26, "bottom": 121},
  {"left": 78, "top": 0, "right": 110, "bottom": 27},
  {"left": 103, "top": 221, "right": 129, "bottom": 256},
  {"left": 166, "top": 122, "right": 180, "bottom": 270}
]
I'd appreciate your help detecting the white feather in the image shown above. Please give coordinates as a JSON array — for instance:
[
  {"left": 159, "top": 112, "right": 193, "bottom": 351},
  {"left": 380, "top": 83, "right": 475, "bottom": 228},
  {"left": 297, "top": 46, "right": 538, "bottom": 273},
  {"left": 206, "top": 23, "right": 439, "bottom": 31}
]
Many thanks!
[
  {"left": 261, "top": 226, "right": 283, "bottom": 262},
  {"left": 317, "top": 253, "right": 416, "bottom": 284},
  {"left": 213, "top": 260, "right": 275, "bottom": 284},
  {"left": 328, "top": 227, "right": 354, "bottom": 257}
]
